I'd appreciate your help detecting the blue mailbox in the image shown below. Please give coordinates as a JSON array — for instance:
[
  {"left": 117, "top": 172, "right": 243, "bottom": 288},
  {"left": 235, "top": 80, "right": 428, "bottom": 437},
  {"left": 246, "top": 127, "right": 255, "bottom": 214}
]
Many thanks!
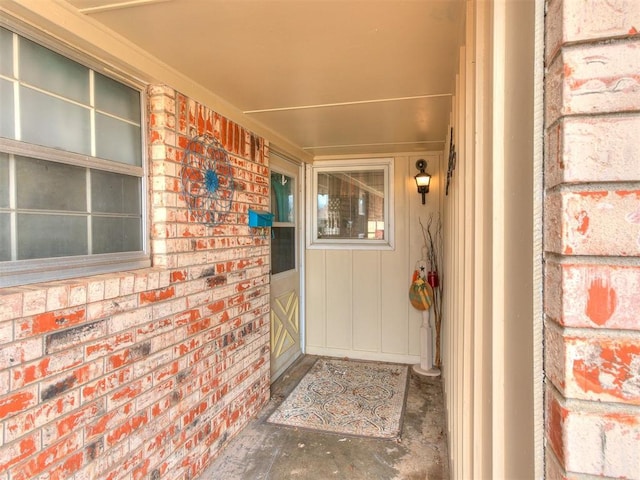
[{"left": 248, "top": 209, "right": 274, "bottom": 228}]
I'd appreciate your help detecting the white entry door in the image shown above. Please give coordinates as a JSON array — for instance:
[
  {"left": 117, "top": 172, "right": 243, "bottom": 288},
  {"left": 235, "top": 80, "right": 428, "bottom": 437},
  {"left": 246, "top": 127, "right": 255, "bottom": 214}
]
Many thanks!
[{"left": 269, "top": 153, "right": 302, "bottom": 382}]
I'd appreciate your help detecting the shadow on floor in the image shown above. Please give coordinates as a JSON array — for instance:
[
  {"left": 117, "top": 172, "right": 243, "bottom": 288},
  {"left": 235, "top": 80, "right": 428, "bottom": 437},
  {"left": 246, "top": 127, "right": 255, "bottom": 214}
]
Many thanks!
[{"left": 199, "top": 355, "right": 449, "bottom": 480}]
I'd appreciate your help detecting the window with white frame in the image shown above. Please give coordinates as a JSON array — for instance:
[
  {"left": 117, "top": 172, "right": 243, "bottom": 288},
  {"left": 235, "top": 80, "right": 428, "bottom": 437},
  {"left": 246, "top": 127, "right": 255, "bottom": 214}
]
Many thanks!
[
  {"left": 307, "top": 158, "right": 394, "bottom": 249},
  {"left": 0, "top": 26, "right": 148, "bottom": 287}
]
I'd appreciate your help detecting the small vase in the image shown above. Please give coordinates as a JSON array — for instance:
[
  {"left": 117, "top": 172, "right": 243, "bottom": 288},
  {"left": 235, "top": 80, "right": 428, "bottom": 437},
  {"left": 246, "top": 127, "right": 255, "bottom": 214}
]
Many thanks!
[{"left": 427, "top": 271, "right": 439, "bottom": 288}]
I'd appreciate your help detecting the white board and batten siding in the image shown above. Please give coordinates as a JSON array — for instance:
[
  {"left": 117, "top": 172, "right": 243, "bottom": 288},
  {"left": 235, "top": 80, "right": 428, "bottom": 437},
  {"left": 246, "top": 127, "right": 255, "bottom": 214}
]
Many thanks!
[{"left": 305, "top": 153, "right": 443, "bottom": 364}]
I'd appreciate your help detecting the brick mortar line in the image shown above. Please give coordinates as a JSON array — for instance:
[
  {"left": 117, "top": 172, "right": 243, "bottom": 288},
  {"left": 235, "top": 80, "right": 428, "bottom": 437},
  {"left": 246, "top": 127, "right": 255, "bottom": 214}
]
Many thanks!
[
  {"left": 545, "top": 316, "right": 640, "bottom": 340},
  {"left": 543, "top": 109, "right": 640, "bottom": 131},
  {"left": 545, "top": 378, "right": 640, "bottom": 414},
  {"left": 544, "top": 252, "right": 640, "bottom": 266},
  {"left": 545, "top": 34, "right": 640, "bottom": 71},
  {"left": 544, "top": 181, "right": 640, "bottom": 194}
]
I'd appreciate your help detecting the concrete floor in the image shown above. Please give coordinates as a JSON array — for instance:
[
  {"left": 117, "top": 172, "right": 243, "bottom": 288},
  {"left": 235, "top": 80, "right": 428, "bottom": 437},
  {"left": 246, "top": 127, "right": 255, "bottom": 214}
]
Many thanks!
[{"left": 199, "top": 355, "right": 449, "bottom": 480}]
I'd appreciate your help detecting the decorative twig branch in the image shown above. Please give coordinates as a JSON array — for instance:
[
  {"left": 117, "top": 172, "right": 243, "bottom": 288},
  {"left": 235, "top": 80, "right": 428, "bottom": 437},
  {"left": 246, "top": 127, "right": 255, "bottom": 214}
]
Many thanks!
[{"left": 419, "top": 214, "right": 443, "bottom": 368}]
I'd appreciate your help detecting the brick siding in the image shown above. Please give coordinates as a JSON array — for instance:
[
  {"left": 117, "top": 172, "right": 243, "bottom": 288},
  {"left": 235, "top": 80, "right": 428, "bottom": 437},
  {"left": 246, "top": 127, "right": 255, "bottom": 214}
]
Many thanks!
[
  {"left": 0, "top": 85, "right": 271, "bottom": 479},
  {"left": 544, "top": 0, "right": 640, "bottom": 478}
]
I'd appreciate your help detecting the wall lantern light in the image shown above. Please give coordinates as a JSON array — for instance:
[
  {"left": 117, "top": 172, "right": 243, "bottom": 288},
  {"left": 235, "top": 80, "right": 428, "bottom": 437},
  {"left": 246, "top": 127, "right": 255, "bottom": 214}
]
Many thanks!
[{"left": 414, "top": 159, "right": 431, "bottom": 205}]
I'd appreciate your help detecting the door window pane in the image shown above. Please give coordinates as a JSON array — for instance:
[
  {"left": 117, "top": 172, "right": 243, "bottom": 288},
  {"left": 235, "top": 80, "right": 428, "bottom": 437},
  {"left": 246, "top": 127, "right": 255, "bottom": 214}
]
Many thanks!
[
  {"left": 310, "top": 158, "right": 393, "bottom": 249},
  {"left": 271, "top": 172, "right": 294, "bottom": 223},
  {"left": 20, "top": 87, "right": 91, "bottom": 155},
  {"left": 317, "top": 170, "right": 383, "bottom": 239},
  {"left": 272, "top": 226, "right": 295, "bottom": 275},
  {"left": 19, "top": 37, "right": 89, "bottom": 104},
  {"left": 15, "top": 156, "right": 86, "bottom": 211},
  {"left": 17, "top": 213, "right": 88, "bottom": 259}
]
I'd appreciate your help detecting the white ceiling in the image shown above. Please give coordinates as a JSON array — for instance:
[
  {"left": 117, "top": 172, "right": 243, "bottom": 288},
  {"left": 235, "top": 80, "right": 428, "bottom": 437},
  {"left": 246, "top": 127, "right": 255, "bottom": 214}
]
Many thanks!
[{"left": 66, "top": 0, "right": 465, "bottom": 159}]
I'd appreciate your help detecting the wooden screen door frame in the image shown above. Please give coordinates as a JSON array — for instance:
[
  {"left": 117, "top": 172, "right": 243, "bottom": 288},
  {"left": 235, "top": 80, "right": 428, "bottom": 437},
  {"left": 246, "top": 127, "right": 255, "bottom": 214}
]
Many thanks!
[{"left": 269, "top": 152, "right": 304, "bottom": 382}]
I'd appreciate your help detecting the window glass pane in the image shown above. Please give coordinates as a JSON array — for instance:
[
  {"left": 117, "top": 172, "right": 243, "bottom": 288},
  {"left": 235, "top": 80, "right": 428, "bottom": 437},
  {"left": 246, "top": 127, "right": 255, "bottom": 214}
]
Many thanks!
[
  {"left": 316, "top": 170, "right": 384, "bottom": 240},
  {"left": 16, "top": 156, "right": 86, "bottom": 211},
  {"left": 91, "top": 170, "right": 141, "bottom": 214},
  {"left": 271, "top": 172, "right": 294, "bottom": 223},
  {"left": 0, "top": 27, "right": 13, "bottom": 77},
  {"left": 0, "top": 213, "right": 9, "bottom": 261},
  {"left": 95, "top": 72, "right": 141, "bottom": 122},
  {"left": 17, "top": 213, "right": 87, "bottom": 259},
  {"left": 92, "top": 216, "right": 141, "bottom": 254},
  {"left": 271, "top": 226, "right": 295, "bottom": 275},
  {"left": 0, "top": 153, "right": 8, "bottom": 207},
  {"left": 19, "top": 37, "right": 89, "bottom": 104},
  {"left": 95, "top": 113, "right": 142, "bottom": 166},
  {"left": 1, "top": 78, "right": 15, "bottom": 139},
  {"left": 20, "top": 87, "right": 91, "bottom": 154}
]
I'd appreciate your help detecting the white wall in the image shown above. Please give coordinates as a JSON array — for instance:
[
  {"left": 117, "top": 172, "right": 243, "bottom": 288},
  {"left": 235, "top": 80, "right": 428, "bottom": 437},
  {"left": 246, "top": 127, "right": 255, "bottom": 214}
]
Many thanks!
[{"left": 305, "top": 153, "right": 443, "bottom": 363}]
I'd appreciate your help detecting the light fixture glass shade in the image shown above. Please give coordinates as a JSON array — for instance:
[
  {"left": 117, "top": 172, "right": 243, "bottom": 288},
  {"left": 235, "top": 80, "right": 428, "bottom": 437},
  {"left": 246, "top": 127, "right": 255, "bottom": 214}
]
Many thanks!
[{"left": 415, "top": 172, "right": 431, "bottom": 188}]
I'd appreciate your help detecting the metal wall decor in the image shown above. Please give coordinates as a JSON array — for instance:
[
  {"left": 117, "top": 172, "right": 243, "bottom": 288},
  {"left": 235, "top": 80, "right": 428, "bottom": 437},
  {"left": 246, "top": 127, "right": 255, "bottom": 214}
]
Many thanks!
[
  {"left": 445, "top": 127, "right": 456, "bottom": 196},
  {"left": 180, "top": 134, "right": 235, "bottom": 225}
]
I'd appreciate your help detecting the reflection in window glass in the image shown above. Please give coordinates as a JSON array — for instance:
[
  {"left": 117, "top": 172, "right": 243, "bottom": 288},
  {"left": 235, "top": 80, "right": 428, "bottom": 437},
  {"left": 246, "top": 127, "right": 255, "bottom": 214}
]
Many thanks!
[
  {"left": 310, "top": 159, "right": 393, "bottom": 249},
  {"left": 316, "top": 170, "right": 384, "bottom": 240},
  {"left": 270, "top": 172, "right": 294, "bottom": 223}
]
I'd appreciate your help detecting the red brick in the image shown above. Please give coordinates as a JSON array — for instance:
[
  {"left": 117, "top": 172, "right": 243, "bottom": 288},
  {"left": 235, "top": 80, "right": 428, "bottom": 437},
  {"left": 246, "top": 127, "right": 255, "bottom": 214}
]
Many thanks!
[
  {"left": 545, "top": 115, "right": 640, "bottom": 188},
  {"left": 82, "top": 367, "right": 133, "bottom": 404},
  {"left": 46, "top": 450, "right": 85, "bottom": 480},
  {"left": 19, "top": 307, "right": 86, "bottom": 337},
  {"left": 12, "top": 347, "right": 83, "bottom": 389},
  {"left": 546, "top": 0, "right": 640, "bottom": 61},
  {"left": 10, "top": 430, "right": 81, "bottom": 480},
  {"left": 85, "top": 402, "right": 134, "bottom": 441},
  {"left": 0, "top": 431, "right": 40, "bottom": 472},
  {"left": 545, "top": 262, "right": 640, "bottom": 330},
  {"left": 545, "top": 190, "right": 640, "bottom": 256},
  {"left": 85, "top": 332, "right": 135, "bottom": 360},
  {"left": 108, "top": 374, "right": 153, "bottom": 410},
  {"left": 0, "top": 291, "right": 23, "bottom": 321},
  {"left": 43, "top": 401, "right": 102, "bottom": 446},
  {"left": 0, "top": 387, "right": 38, "bottom": 421},
  {"left": 4, "top": 390, "right": 79, "bottom": 443},
  {"left": 40, "top": 361, "right": 103, "bottom": 402},
  {"left": 139, "top": 286, "right": 176, "bottom": 305},
  {"left": 0, "top": 338, "right": 43, "bottom": 370},
  {"left": 106, "top": 411, "right": 148, "bottom": 447},
  {"left": 546, "top": 41, "right": 640, "bottom": 126}
]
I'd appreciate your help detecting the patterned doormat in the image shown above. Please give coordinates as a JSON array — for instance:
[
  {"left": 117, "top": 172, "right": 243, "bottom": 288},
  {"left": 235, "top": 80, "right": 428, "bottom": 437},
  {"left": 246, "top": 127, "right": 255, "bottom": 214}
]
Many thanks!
[{"left": 267, "top": 358, "right": 409, "bottom": 439}]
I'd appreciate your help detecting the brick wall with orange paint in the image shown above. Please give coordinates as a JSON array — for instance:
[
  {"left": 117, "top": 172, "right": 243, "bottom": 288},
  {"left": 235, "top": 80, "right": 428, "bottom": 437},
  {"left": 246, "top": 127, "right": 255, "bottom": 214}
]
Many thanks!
[
  {"left": 0, "top": 85, "right": 271, "bottom": 480},
  {"left": 544, "top": 1, "right": 640, "bottom": 478}
]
